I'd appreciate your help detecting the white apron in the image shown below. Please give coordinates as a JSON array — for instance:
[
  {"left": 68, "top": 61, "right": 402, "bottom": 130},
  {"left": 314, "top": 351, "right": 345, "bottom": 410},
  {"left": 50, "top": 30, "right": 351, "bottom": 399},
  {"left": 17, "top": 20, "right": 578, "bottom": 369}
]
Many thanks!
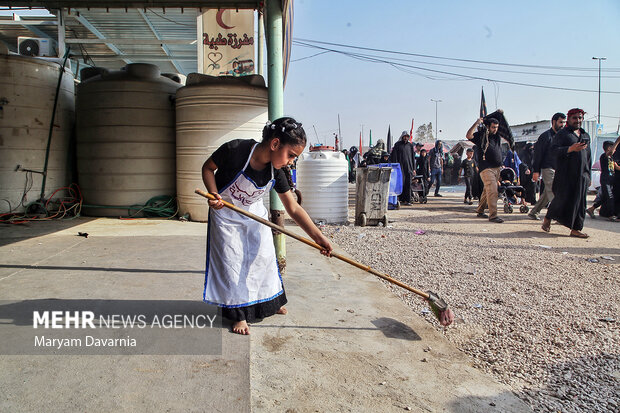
[{"left": 203, "top": 144, "right": 283, "bottom": 308}]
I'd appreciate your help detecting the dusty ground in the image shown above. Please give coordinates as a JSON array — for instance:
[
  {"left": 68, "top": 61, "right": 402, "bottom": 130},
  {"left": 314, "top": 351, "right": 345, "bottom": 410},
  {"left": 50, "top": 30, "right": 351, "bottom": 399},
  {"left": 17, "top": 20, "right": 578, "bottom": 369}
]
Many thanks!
[
  {"left": 321, "top": 185, "right": 619, "bottom": 413},
  {"left": 250, "top": 222, "right": 529, "bottom": 413},
  {"left": 1, "top": 214, "right": 529, "bottom": 412},
  {"left": 1, "top": 185, "right": 616, "bottom": 412}
]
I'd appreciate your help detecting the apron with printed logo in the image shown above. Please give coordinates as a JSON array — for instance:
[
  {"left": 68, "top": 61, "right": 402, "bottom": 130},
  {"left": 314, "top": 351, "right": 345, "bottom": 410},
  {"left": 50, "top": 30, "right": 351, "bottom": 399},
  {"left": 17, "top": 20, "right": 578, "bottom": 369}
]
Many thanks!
[{"left": 203, "top": 143, "right": 283, "bottom": 308}]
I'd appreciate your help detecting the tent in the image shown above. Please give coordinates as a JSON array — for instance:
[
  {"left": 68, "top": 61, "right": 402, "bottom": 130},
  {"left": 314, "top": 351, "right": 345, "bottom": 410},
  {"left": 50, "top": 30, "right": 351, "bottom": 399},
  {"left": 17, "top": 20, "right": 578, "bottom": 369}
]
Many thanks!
[
  {"left": 449, "top": 140, "right": 474, "bottom": 158},
  {"left": 419, "top": 143, "right": 449, "bottom": 153}
]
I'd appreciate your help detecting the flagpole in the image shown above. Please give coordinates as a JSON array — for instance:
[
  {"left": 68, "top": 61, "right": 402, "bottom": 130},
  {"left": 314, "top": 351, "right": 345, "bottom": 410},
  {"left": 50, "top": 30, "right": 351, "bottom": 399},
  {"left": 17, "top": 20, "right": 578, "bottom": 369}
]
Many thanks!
[
  {"left": 480, "top": 86, "right": 487, "bottom": 118},
  {"left": 358, "top": 130, "right": 363, "bottom": 166},
  {"left": 431, "top": 99, "right": 441, "bottom": 140},
  {"left": 338, "top": 114, "right": 342, "bottom": 150},
  {"left": 313, "top": 125, "right": 320, "bottom": 145}
]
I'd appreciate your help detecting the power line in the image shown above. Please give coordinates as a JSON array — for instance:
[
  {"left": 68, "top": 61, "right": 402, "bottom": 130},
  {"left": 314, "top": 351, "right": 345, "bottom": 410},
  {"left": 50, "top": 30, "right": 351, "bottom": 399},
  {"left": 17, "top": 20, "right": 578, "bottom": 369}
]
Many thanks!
[
  {"left": 295, "top": 38, "right": 620, "bottom": 72},
  {"left": 294, "top": 42, "right": 620, "bottom": 79},
  {"left": 301, "top": 47, "right": 620, "bottom": 79},
  {"left": 293, "top": 40, "right": 620, "bottom": 95},
  {"left": 291, "top": 50, "right": 331, "bottom": 63}
]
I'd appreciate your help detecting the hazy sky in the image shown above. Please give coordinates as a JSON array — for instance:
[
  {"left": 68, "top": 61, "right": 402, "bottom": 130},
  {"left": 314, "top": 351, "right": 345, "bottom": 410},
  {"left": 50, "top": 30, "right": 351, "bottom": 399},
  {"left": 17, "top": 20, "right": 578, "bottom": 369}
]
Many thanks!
[
  {"left": 284, "top": 0, "right": 620, "bottom": 149},
  {"left": 5, "top": 1, "right": 620, "bottom": 150}
]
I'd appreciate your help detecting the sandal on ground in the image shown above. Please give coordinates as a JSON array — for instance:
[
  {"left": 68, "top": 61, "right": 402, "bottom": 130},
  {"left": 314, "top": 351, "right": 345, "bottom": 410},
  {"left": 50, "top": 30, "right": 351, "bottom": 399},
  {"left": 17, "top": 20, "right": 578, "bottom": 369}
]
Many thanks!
[
  {"left": 541, "top": 221, "right": 551, "bottom": 232},
  {"left": 476, "top": 212, "right": 489, "bottom": 218},
  {"left": 489, "top": 217, "right": 504, "bottom": 223},
  {"left": 569, "top": 231, "right": 589, "bottom": 238},
  {"left": 586, "top": 209, "right": 595, "bottom": 219}
]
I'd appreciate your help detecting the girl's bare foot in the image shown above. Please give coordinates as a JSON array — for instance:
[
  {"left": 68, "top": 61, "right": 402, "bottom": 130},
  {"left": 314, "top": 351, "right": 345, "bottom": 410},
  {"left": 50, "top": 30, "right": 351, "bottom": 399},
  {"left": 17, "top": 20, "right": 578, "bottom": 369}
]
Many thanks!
[
  {"left": 276, "top": 306, "right": 288, "bottom": 315},
  {"left": 232, "top": 320, "right": 250, "bottom": 335}
]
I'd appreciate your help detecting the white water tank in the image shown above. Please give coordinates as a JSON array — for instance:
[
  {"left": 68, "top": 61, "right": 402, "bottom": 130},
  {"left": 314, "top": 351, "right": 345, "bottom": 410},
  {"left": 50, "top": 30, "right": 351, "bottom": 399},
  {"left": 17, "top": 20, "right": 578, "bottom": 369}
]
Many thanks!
[
  {"left": 76, "top": 63, "right": 181, "bottom": 216},
  {"left": 296, "top": 151, "right": 348, "bottom": 224},
  {"left": 0, "top": 51, "right": 74, "bottom": 213},
  {"left": 175, "top": 74, "right": 268, "bottom": 221}
]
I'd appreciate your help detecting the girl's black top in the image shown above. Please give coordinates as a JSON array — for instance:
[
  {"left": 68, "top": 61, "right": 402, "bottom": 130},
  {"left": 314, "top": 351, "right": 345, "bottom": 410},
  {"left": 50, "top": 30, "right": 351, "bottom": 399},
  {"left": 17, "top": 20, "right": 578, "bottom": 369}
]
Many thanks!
[{"left": 210, "top": 139, "right": 291, "bottom": 193}]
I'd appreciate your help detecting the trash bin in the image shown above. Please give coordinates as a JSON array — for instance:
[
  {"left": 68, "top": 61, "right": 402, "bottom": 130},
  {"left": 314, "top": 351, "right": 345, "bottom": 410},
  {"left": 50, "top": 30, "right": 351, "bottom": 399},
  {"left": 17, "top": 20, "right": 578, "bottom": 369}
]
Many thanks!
[
  {"left": 355, "top": 166, "right": 392, "bottom": 227},
  {"left": 378, "top": 162, "right": 402, "bottom": 209}
]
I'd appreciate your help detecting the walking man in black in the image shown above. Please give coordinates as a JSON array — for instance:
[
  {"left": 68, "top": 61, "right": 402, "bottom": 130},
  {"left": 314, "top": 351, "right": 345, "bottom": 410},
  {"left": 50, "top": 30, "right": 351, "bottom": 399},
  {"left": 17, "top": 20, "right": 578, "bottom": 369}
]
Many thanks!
[
  {"left": 466, "top": 116, "right": 513, "bottom": 223},
  {"left": 389, "top": 131, "right": 416, "bottom": 205},
  {"left": 541, "top": 108, "right": 591, "bottom": 238},
  {"left": 528, "top": 112, "right": 566, "bottom": 220}
]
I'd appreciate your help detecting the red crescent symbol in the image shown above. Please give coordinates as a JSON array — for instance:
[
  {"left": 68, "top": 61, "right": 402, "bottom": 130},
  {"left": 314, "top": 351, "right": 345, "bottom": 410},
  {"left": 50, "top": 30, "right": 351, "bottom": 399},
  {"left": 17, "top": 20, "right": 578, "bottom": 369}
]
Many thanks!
[{"left": 216, "top": 10, "right": 235, "bottom": 30}]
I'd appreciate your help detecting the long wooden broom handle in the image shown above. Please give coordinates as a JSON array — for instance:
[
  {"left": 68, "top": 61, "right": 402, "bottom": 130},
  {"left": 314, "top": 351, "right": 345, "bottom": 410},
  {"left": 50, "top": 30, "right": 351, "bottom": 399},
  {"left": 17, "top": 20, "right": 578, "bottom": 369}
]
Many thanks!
[{"left": 195, "top": 189, "right": 431, "bottom": 301}]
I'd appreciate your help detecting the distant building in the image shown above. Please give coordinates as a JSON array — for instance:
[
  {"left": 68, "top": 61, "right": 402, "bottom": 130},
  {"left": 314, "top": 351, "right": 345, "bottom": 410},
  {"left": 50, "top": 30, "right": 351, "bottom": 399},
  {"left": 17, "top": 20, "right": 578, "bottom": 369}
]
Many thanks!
[
  {"left": 510, "top": 120, "right": 597, "bottom": 143},
  {"left": 511, "top": 120, "right": 548, "bottom": 143}
]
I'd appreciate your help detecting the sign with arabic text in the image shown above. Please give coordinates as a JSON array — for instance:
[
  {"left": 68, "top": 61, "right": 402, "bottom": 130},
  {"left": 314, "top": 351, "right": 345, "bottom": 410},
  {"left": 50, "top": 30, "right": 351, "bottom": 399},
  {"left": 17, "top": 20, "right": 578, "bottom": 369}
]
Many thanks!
[{"left": 200, "top": 9, "right": 255, "bottom": 77}]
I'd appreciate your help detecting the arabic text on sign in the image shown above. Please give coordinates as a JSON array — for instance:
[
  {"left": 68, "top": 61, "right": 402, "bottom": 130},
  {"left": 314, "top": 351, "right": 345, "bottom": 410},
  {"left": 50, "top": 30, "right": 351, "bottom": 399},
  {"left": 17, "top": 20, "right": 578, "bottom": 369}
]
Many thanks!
[{"left": 203, "top": 33, "right": 254, "bottom": 50}]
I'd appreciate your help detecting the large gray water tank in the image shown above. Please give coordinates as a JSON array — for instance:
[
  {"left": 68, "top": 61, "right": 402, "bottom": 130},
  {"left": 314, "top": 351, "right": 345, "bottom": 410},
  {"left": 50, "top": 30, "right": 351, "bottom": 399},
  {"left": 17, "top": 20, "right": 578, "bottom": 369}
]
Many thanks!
[
  {"left": 176, "top": 74, "right": 268, "bottom": 221},
  {"left": 0, "top": 50, "right": 75, "bottom": 214},
  {"left": 76, "top": 63, "right": 181, "bottom": 216}
]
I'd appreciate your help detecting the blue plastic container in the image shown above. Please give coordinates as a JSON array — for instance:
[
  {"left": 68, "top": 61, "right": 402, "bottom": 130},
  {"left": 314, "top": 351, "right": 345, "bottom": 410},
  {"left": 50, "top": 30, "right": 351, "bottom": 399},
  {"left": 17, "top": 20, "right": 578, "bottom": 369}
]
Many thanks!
[
  {"left": 377, "top": 163, "right": 402, "bottom": 196},
  {"left": 292, "top": 169, "right": 297, "bottom": 185},
  {"left": 378, "top": 162, "right": 402, "bottom": 209},
  {"left": 388, "top": 195, "right": 398, "bottom": 208}
]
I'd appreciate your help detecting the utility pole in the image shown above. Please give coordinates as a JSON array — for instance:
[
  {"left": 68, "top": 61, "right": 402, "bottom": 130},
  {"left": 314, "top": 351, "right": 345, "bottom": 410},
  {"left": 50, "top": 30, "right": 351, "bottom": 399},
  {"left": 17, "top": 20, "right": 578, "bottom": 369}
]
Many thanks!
[
  {"left": 431, "top": 99, "right": 442, "bottom": 140},
  {"left": 592, "top": 57, "right": 606, "bottom": 126}
]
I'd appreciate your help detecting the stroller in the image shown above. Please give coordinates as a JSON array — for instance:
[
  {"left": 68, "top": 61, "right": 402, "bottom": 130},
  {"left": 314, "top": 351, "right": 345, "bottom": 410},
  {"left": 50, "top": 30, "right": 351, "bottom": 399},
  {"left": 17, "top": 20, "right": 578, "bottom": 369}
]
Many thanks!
[
  {"left": 498, "top": 168, "right": 529, "bottom": 214},
  {"left": 411, "top": 174, "right": 428, "bottom": 204}
]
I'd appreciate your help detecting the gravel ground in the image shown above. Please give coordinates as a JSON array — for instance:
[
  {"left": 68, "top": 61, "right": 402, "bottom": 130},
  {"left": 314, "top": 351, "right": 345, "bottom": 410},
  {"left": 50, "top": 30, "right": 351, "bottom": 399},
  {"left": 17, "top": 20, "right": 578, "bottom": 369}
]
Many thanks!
[{"left": 321, "top": 188, "right": 619, "bottom": 413}]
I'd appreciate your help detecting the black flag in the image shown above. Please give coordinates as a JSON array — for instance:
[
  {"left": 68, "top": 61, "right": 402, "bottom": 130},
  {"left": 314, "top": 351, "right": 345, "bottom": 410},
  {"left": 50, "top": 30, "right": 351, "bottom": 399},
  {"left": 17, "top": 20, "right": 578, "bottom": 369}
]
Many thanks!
[
  {"left": 486, "top": 109, "right": 515, "bottom": 149},
  {"left": 480, "top": 87, "right": 487, "bottom": 118},
  {"left": 386, "top": 125, "right": 392, "bottom": 153}
]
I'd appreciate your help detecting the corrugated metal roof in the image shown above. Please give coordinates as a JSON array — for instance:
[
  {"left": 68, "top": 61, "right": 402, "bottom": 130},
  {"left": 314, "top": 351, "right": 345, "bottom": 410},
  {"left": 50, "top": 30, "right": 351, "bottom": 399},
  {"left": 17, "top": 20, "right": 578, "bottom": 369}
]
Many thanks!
[
  {"left": 3, "top": 1, "right": 259, "bottom": 8},
  {"left": 0, "top": 2, "right": 259, "bottom": 75}
]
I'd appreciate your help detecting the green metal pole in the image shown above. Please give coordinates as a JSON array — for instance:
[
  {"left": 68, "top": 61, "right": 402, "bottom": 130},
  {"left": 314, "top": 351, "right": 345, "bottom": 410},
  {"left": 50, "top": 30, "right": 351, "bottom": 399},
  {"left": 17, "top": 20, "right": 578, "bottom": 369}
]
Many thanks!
[
  {"left": 265, "top": 0, "right": 286, "bottom": 272},
  {"left": 266, "top": 0, "right": 284, "bottom": 119}
]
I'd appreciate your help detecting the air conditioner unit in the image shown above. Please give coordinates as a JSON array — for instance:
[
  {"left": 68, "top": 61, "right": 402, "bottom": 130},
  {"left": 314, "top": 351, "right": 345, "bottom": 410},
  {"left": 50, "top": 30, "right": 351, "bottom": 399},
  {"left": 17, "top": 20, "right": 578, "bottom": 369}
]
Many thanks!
[{"left": 17, "top": 37, "right": 56, "bottom": 57}]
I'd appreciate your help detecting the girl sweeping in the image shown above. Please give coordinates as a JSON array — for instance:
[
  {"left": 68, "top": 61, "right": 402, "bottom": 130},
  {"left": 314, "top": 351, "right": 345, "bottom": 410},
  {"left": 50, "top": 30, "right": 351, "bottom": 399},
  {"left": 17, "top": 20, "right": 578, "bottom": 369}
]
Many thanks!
[{"left": 201, "top": 117, "right": 333, "bottom": 335}]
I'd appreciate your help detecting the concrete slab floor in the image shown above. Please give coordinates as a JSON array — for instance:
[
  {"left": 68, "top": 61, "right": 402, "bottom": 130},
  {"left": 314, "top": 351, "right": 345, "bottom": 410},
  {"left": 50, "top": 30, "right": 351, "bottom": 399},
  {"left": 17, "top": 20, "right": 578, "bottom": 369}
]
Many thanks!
[
  {"left": 0, "top": 218, "right": 529, "bottom": 412},
  {"left": 1, "top": 218, "right": 250, "bottom": 413}
]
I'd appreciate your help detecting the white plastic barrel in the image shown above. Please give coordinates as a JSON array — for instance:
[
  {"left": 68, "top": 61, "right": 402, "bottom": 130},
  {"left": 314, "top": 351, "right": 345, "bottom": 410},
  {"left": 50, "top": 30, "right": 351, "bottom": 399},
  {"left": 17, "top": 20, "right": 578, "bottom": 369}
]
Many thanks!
[{"left": 296, "top": 151, "right": 348, "bottom": 224}]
